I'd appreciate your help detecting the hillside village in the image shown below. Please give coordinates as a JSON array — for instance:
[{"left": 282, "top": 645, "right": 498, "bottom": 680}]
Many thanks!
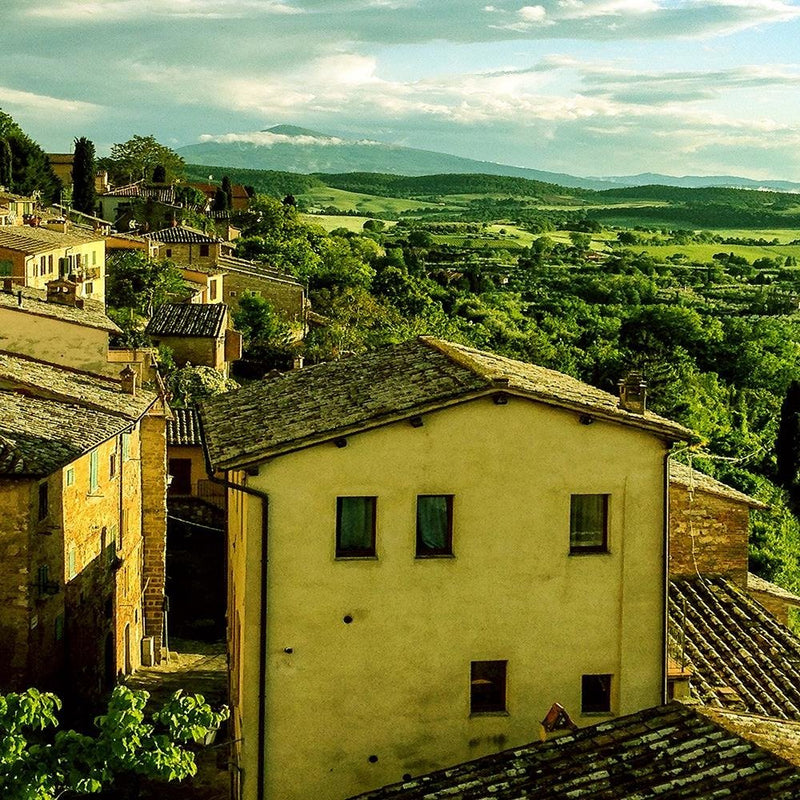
[{"left": 2, "top": 124, "right": 800, "bottom": 799}]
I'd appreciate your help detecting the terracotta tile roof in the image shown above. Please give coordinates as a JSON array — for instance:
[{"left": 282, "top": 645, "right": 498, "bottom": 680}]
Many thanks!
[
  {"left": 668, "top": 577, "right": 800, "bottom": 720},
  {"left": 144, "top": 225, "right": 222, "bottom": 244},
  {"left": 0, "top": 224, "right": 104, "bottom": 254},
  {"left": 747, "top": 573, "right": 800, "bottom": 606},
  {"left": 669, "top": 461, "right": 768, "bottom": 509},
  {"left": 0, "top": 286, "right": 121, "bottom": 332},
  {"left": 0, "top": 392, "right": 133, "bottom": 477},
  {"left": 199, "top": 336, "right": 694, "bottom": 471},
  {"left": 349, "top": 702, "right": 800, "bottom": 800},
  {"left": 167, "top": 407, "right": 202, "bottom": 446},
  {"left": 145, "top": 302, "right": 226, "bottom": 339},
  {"left": 216, "top": 254, "right": 303, "bottom": 286},
  {"left": 0, "top": 351, "right": 155, "bottom": 421}
]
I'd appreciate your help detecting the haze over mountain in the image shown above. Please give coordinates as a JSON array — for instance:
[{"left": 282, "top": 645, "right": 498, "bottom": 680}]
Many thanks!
[{"left": 177, "top": 126, "right": 800, "bottom": 193}]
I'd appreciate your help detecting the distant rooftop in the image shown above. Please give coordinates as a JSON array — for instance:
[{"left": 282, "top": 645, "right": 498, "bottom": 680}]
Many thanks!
[
  {"left": 200, "top": 336, "right": 694, "bottom": 471},
  {"left": 145, "top": 225, "right": 223, "bottom": 244},
  {"left": 145, "top": 302, "right": 227, "bottom": 339},
  {"left": 0, "top": 224, "right": 104, "bottom": 254},
  {"left": 216, "top": 253, "right": 302, "bottom": 286},
  {"left": 0, "top": 285, "right": 120, "bottom": 333},
  {"left": 167, "top": 407, "right": 202, "bottom": 447},
  {"left": 669, "top": 577, "right": 800, "bottom": 720},
  {"left": 670, "top": 461, "right": 768, "bottom": 508}
]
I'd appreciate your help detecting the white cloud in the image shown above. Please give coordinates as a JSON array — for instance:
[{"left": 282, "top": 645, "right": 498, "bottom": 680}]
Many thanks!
[
  {"left": 0, "top": 85, "right": 101, "bottom": 116},
  {"left": 25, "top": 0, "right": 301, "bottom": 20}
]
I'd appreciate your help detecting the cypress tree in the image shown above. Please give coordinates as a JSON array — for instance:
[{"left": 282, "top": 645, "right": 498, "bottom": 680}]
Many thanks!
[
  {"left": 221, "top": 175, "right": 233, "bottom": 210},
  {"left": 0, "top": 138, "right": 12, "bottom": 190},
  {"left": 72, "top": 136, "right": 96, "bottom": 215}
]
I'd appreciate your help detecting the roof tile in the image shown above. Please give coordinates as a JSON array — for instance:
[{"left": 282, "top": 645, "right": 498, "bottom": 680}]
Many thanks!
[{"left": 145, "top": 303, "right": 226, "bottom": 338}]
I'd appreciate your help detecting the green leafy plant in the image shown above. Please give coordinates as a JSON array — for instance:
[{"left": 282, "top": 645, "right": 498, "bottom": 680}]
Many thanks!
[{"left": 0, "top": 686, "right": 228, "bottom": 799}]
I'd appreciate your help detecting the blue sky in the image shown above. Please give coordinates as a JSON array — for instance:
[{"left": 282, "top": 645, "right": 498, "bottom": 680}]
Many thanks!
[{"left": 2, "top": 0, "right": 800, "bottom": 180}]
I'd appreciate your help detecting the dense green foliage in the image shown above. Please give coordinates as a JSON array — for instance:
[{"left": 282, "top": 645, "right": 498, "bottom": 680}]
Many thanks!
[
  {"left": 228, "top": 195, "right": 800, "bottom": 597},
  {"left": 72, "top": 137, "right": 96, "bottom": 215},
  {"left": 0, "top": 109, "right": 61, "bottom": 201},
  {"left": 101, "top": 135, "right": 185, "bottom": 185},
  {"left": 0, "top": 685, "right": 228, "bottom": 799},
  {"left": 183, "top": 163, "right": 323, "bottom": 198}
]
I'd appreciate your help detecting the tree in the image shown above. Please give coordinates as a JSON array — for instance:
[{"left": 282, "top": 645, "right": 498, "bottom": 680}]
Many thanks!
[
  {"left": 0, "top": 109, "right": 61, "bottom": 201},
  {"left": 212, "top": 187, "right": 229, "bottom": 212},
  {"left": 105, "top": 251, "right": 186, "bottom": 316},
  {"left": 72, "top": 137, "right": 96, "bottom": 215},
  {"left": 776, "top": 381, "right": 800, "bottom": 508},
  {"left": 104, "top": 135, "right": 184, "bottom": 185},
  {"left": 233, "top": 293, "right": 292, "bottom": 366},
  {"left": 0, "top": 138, "right": 11, "bottom": 190},
  {"left": 165, "top": 365, "right": 239, "bottom": 407},
  {"left": 0, "top": 685, "right": 228, "bottom": 800},
  {"left": 221, "top": 176, "right": 233, "bottom": 209},
  {"left": 152, "top": 164, "right": 166, "bottom": 184}
]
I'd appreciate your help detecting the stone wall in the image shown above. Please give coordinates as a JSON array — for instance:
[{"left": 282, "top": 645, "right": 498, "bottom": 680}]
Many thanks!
[
  {"left": 156, "top": 334, "right": 223, "bottom": 371},
  {"left": 223, "top": 271, "right": 305, "bottom": 323},
  {"left": 141, "top": 411, "right": 168, "bottom": 663},
  {"left": 669, "top": 484, "right": 750, "bottom": 587}
]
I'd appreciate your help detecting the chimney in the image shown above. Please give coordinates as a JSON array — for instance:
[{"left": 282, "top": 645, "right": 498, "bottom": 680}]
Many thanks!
[
  {"left": 46, "top": 278, "right": 83, "bottom": 309},
  {"left": 539, "top": 703, "right": 578, "bottom": 742},
  {"left": 120, "top": 365, "right": 137, "bottom": 396},
  {"left": 292, "top": 355, "right": 304, "bottom": 370},
  {"left": 618, "top": 371, "right": 647, "bottom": 414}
]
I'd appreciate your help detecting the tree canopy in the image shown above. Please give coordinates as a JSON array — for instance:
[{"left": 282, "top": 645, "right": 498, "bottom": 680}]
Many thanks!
[
  {"left": 0, "top": 109, "right": 61, "bottom": 201},
  {"left": 103, "top": 135, "right": 185, "bottom": 185},
  {"left": 0, "top": 685, "right": 228, "bottom": 800}
]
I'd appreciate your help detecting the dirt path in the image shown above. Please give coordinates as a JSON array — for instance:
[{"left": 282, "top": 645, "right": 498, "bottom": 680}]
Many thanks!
[{"left": 125, "top": 638, "right": 230, "bottom": 800}]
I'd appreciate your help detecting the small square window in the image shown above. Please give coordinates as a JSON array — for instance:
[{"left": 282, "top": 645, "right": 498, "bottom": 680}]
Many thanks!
[
  {"left": 38, "top": 482, "right": 49, "bottom": 521},
  {"left": 199, "top": 244, "right": 210, "bottom": 257},
  {"left": 336, "top": 497, "right": 376, "bottom": 557},
  {"left": 416, "top": 495, "right": 453, "bottom": 557},
  {"left": 582, "top": 674, "right": 612, "bottom": 714},
  {"left": 470, "top": 660, "right": 507, "bottom": 714},
  {"left": 570, "top": 494, "right": 608, "bottom": 553}
]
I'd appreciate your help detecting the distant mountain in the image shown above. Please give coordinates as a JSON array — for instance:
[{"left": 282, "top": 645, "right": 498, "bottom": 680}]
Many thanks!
[
  {"left": 177, "top": 125, "right": 614, "bottom": 190},
  {"left": 177, "top": 126, "right": 800, "bottom": 193},
  {"left": 592, "top": 172, "right": 800, "bottom": 193}
]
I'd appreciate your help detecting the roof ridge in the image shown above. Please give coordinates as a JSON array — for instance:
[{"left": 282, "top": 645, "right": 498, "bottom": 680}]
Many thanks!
[{"left": 418, "top": 336, "right": 499, "bottom": 383}]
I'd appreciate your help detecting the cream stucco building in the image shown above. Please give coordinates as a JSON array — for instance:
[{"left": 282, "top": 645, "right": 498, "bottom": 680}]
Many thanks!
[{"left": 199, "top": 337, "right": 693, "bottom": 800}]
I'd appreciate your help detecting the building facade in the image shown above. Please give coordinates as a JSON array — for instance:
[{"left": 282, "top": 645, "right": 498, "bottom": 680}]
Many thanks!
[{"left": 200, "top": 337, "right": 692, "bottom": 800}]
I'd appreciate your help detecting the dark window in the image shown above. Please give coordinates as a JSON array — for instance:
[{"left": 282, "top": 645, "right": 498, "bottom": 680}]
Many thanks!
[
  {"left": 470, "top": 661, "right": 507, "bottom": 714},
  {"left": 570, "top": 494, "right": 608, "bottom": 553},
  {"left": 54, "top": 614, "right": 64, "bottom": 642},
  {"left": 416, "top": 495, "right": 453, "bottom": 556},
  {"left": 165, "top": 248, "right": 172, "bottom": 258},
  {"left": 37, "top": 564, "right": 49, "bottom": 595},
  {"left": 582, "top": 674, "right": 612, "bottom": 713},
  {"left": 109, "top": 452, "right": 116, "bottom": 478},
  {"left": 38, "top": 482, "right": 48, "bottom": 521},
  {"left": 168, "top": 458, "right": 192, "bottom": 495},
  {"left": 209, "top": 279, "right": 217, "bottom": 300},
  {"left": 200, "top": 244, "right": 210, "bottom": 257},
  {"left": 336, "top": 497, "right": 377, "bottom": 557}
]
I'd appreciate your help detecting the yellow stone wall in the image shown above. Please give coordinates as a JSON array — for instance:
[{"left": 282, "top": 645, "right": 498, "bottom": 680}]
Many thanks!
[{"left": 228, "top": 394, "right": 670, "bottom": 800}]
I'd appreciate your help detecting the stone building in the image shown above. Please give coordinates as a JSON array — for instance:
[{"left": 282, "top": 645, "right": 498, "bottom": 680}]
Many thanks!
[
  {"left": 0, "top": 352, "right": 170, "bottom": 704},
  {"left": 200, "top": 336, "right": 693, "bottom": 800},
  {"left": 145, "top": 302, "right": 242, "bottom": 375},
  {"left": 0, "top": 223, "right": 106, "bottom": 303}
]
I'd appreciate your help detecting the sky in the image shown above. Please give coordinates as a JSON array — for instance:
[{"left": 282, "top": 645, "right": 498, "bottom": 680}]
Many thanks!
[{"left": 2, "top": 0, "right": 800, "bottom": 181}]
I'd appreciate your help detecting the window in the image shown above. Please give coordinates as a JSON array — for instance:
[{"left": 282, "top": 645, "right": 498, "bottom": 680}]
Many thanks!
[
  {"left": 54, "top": 614, "right": 64, "bottom": 642},
  {"left": 122, "top": 432, "right": 131, "bottom": 461},
  {"left": 582, "top": 674, "right": 612, "bottom": 713},
  {"left": 199, "top": 244, "right": 210, "bottom": 257},
  {"left": 569, "top": 494, "right": 608, "bottom": 553},
  {"left": 165, "top": 248, "right": 172, "bottom": 258},
  {"left": 89, "top": 450, "right": 99, "bottom": 493},
  {"left": 109, "top": 452, "right": 116, "bottom": 478},
  {"left": 0, "top": 258, "right": 12, "bottom": 276},
  {"left": 48, "top": 255, "right": 53, "bottom": 273},
  {"left": 168, "top": 458, "right": 192, "bottom": 495},
  {"left": 36, "top": 564, "right": 49, "bottom": 596},
  {"left": 65, "top": 467, "right": 75, "bottom": 487},
  {"left": 84, "top": 282, "right": 93, "bottom": 295},
  {"left": 92, "top": 250, "right": 97, "bottom": 265},
  {"left": 67, "top": 545, "right": 77, "bottom": 579},
  {"left": 209, "top": 279, "right": 217, "bottom": 300},
  {"left": 416, "top": 495, "right": 453, "bottom": 556},
  {"left": 37, "top": 482, "right": 49, "bottom": 521},
  {"left": 470, "top": 661, "right": 507, "bottom": 714},
  {"left": 336, "top": 497, "right": 377, "bottom": 557}
]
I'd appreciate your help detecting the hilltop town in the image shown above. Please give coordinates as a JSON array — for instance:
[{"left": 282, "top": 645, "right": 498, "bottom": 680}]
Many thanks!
[{"left": 1, "top": 116, "right": 800, "bottom": 799}]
